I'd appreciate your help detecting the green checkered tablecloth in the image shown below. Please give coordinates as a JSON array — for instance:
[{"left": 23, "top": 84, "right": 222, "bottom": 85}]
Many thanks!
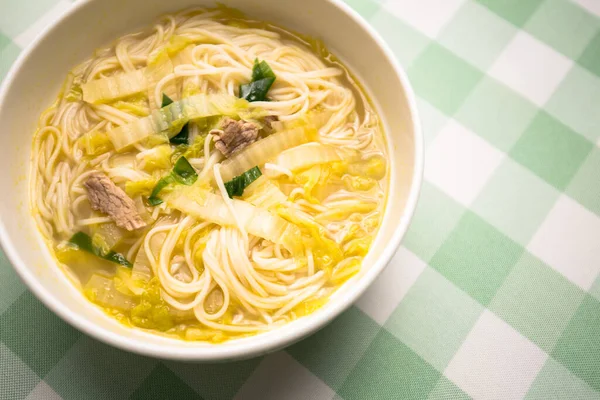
[{"left": 1, "top": 0, "right": 600, "bottom": 398}]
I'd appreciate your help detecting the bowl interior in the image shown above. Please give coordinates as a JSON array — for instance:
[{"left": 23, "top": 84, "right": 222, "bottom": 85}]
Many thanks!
[{"left": 0, "top": 0, "right": 420, "bottom": 360}]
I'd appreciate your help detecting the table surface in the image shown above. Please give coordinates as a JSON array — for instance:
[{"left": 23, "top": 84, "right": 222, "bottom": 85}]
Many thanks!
[{"left": 2, "top": 0, "right": 600, "bottom": 399}]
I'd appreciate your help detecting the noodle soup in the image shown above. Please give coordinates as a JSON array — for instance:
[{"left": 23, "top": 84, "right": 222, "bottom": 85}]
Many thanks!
[{"left": 30, "top": 7, "right": 388, "bottom": 342}]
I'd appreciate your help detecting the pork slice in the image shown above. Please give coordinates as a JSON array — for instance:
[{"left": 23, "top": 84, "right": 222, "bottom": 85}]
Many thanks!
[
  {"left": 84, "top": 173, "right": 146, "bottom": 231},
  {"left": 263, "top": 115, "right": 278, "bottom": 129},
  {"left": 212, "top": 117, "right": 259, "bottom": 157}
]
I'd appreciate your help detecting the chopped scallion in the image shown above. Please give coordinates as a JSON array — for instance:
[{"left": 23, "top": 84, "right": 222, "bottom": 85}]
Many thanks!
[
  {"left": 172, "top": 156, "right": 198, "bottom": 185},
  {"left": 147, "top": 156, "right": 198, "bottom": 206},
  {"left": 224, "top": 166, "right": 262, "bottom": 198},
  {"left": 239, "top": 59, "right": 276, "bottom": 102},
  {"left": 161, "top": 93, "right": 174, "bottom": 107},
  {"left": 67, "top": 232, "right": 132, "bottom": 267},
  {"left": 169, "top": 124, "right": 189, "bottom": 145},
  {"left": 162, "top": 93, "right": 190, "bottom": 145},
  {"left": 147, "top": 175, "right": 175, "bottom": 206}
]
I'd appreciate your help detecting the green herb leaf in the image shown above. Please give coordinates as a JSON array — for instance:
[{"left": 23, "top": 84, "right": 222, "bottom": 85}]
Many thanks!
[
  {"left": 67, "top": 232, "right": 132, "bottom": 267},
  {"left": 147, "top": 156, "right": 197, "bottom": 206},
  {"left": 224, "top": 166, "right": 262, "bottom": 198},
  {"left": 147, "top": 175, "right": 175, "bottom": 206},
  {"left": 172, "top": 156, "right": 198, "bottom": 185},
  {"left": 239, "top": 78, "right": 275, "bottom": 102},
  {"left": 161, "top": 93, "right": 174, "bottom": 108},
  {"left": 252, "top": 59, "right": 276, "bottom": 80},
  {"left": 239, "top": 59, "right": 276, "bottom": 102},
  {"left": 169, "top": 123, "right": 189, "bottom": 145},
  {"left": 162, "top": 93, "right": 189, "bottom": 145}
]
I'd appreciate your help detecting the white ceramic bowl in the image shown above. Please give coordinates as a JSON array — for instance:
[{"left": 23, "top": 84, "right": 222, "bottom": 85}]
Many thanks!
[{"left": 0, "top": 0, "right": 422, "bottom": 361}]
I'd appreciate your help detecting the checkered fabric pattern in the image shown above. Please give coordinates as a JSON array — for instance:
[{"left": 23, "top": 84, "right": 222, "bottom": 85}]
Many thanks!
[{"left": 1, "top": 0, "right": 600, "bottom": 398}]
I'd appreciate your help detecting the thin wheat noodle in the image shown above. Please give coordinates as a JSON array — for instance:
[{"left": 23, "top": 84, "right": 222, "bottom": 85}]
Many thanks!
[{"left": 30, "top": 8, "right": 387, "bottom": 341}]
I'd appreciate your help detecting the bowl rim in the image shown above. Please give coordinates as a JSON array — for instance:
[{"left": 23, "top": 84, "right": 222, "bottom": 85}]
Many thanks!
[{"left": 0, "top": 0, "right": 423, "bottom": 361}]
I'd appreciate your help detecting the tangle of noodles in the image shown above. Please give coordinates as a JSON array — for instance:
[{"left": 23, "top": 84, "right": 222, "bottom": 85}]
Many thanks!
[{"left": 30, "top": 7, "right": 388, "bottom": 342}]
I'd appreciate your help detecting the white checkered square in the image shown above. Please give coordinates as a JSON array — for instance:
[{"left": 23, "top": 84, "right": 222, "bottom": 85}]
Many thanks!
[
  {"left": 13, "top": 0, "right": 72, "bottom": 48},
  {"left": 25, "top": 381, "right": 62, "bottom": 400},
  {"left": 14, "top": 0, "right": 72, "bottom": 48},
  {"left": 356, "top": 246, "right": 426, "bottom": 325},
  {"left": 528, "top": 195, "right": 600, "bottom": 290},
  {"left": 444, "top": 311, "right": 547, "bottom": 400},
  {"left": 425, "top": 119, "right": 504, "bottom": 207},
  {"left": 571, "top": 0, "right": 600, "bottom": 18},
  {"left": 489, "top": 31, "right": 572, "bottom": 106},
  {"left": 0, "top": 343, "right": 41, "bottom": 399},
  {"left": 381, "top": 0, "right": 466, "bottom": 38},
  {"left": 235, "top": 352, "right": 335, "bottom": 400}
]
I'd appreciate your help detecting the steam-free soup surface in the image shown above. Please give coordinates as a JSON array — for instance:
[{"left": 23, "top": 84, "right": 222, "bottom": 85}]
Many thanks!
[{"left": 30, "top": 7, "right": 388, "bottom": 342}]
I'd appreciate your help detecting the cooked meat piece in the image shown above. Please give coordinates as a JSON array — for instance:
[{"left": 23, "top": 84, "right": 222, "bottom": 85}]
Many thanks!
[
  {"left": 212, "top": 117, "right": 259, "bottom": 157},
  {"left": 84, "top": 173, "right": 146, "bottom": 231},
  {"left": 263, "top": 115, "right": 278, "bottom": 129}
]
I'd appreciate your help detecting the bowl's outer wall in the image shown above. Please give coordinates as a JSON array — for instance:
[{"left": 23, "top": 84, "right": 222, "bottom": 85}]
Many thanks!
[{"left": 0, "top": 0, "right": 421, "bottom": 360}]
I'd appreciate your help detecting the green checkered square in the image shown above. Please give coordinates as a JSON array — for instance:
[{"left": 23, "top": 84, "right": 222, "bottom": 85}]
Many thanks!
[
  {"left": 472, "top": 157, "right": 560, "bottom": 246},
  {"left": 0, "top": 343, "right": 41, "bottom": 399},
  {"left": 455, "top": 76, "right": 538, "bottom": 152},
  {"left": 130, "top": 364, "right": 202, "bottom": 400},
  {"left": 566, "top": 148, "right": 600, "bottom": 217},
  {"left": 384, "top": 267, "right": 483, "bottom": 372},
  {"left": 430, "top": 211, "right": 524, "bottom": 306},
  {"left": 546, "top": 65, "right": 600, "bottom": 144},
  {"left": 590, "top": 276, "right": 600, "bottom": 304},
  {"left": 165, "top": 357, "right": 262, "bottom": 400},
  {"left": 579, "top": 30, "right": 600, "bottom": 79},
  {"left": 44, "top": 337, "right": 158, "bottom": 399},
  {"left": 524, "top": 0, "right": 600, "bottom": 59},
  {"left": 510, "top": 111, "right": 593, "bottom": 191},
  {"left": 369, "top": 10, "right": 431, "bottom": 68},
  {"left": 25, "top": 381, "right": 63, "bottom": 399},
  {"left": 408, "top": 43, "right": 484, "bottom": 115},
  {"left": 0, "top": 250, "right": 26, "bottom": 313},
  {"left": 552, "top": 296, "right": 600, "bottom": 392},
  {"left": 0, "top": 1, "right": 599, "bottom": 398},
  {"left": 438, "top": 1, "right": 517, "bottom": 71},
  {"left": 342, "top": 0, "right": 381, "bottom": 20},
  {"left": 476, "top": 0, "right": 545, "bottom": 27},
  {"left": 337, "top": 329, "right": 441, "bottom": 400},
  {"left": 403, "top": 181, "right": 466, "bottom": 263},
  {"left": 427, "top": 377, "right": 470, "bottom": 400},
  {"left": 525, "top": 358, "right": 600, "bottom": 400},
  {"left": 0, "top": 0, "right": 60, "bottom": 37},
  {"left": 489, "top": 252, "right": 586, "bottom": 353},
  {"left": 0, "top": 32, "right": 20, "bottom": 80},
  {"left": 287, "top": 306, "right": 380, "bottom": 391},
  {"left": 0, "top": 292, "right": 81, "bottom": 378},
  {"left": 416, "top": 96, "right": 450, "bottom": 148}
]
